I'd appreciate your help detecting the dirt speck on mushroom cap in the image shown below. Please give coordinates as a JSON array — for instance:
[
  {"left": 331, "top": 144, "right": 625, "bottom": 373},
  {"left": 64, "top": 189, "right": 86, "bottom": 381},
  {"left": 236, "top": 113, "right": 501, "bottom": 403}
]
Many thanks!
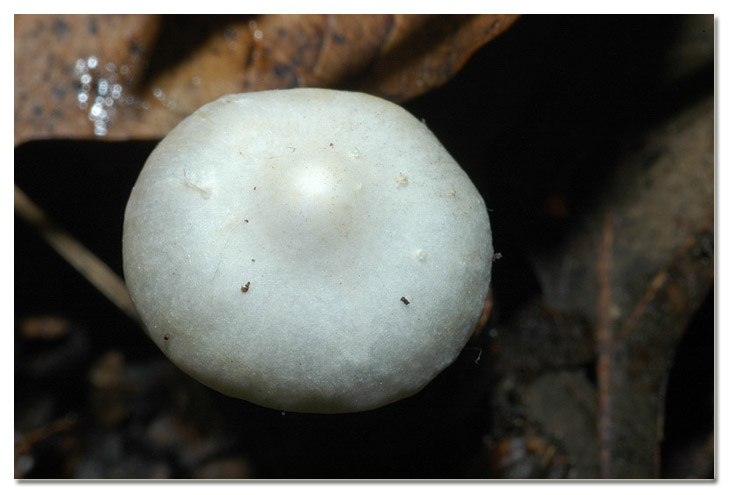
[{"left": 122, "top": 88, "right": 493, "bottom": 414}]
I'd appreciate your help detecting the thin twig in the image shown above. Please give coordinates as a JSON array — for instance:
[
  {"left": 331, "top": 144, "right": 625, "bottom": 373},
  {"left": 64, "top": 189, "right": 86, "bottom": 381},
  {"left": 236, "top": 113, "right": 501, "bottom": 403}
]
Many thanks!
[{"left": 14, "top": 184, "right": 140, "bottom": 324}]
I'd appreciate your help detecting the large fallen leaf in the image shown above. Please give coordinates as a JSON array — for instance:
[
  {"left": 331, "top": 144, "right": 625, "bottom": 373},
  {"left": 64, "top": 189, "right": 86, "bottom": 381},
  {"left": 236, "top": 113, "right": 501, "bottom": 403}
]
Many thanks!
[
  {"left": 484, "top": 95, "right": 713, "bottom": 480},
  {"left": 14, "top": 14, "right": 519, "bottom": 145},
  {"left": 531, "top": 95, "right": 714, "bottom": 478}
]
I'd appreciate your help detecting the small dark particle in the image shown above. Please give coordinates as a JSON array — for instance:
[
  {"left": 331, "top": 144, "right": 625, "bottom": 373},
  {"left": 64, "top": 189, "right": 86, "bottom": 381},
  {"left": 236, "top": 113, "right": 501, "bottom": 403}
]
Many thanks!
[
  {"left": 128, "top": 39, "right": 145, "bottom": 58},
  {"left": 274, "top": 64, "right": 298, "bottom": 86},
  {"left": 224, "top": 27, "right": 238, "bottom": 41},
  {"left": 329, "top": 143, "right": 334, "bottom": 148},
  {"left": 400, "top": 297, "right": 410, "bottom": 305},
  {"left": 251, "top": 259, "right": 255, "bottom": 262},
  {"left": 332, "top": 32, "right": 346, "bottom": 44},
  {"left": 87, "top": 17, "right": 98, "bottom": 35},
  {"left": 164, "top": 334, "right": 170, "bottom": 340},
  {"left": 52, "top": 86, "right": 66, "bottom": 101},
  {"left": 244, "top": 219, "right": 249, "bottom": 223},
  {"left": 241, "top": 282, "right": 251, "bottom": 293},
  {"left": 54, "top": 18, "right": 69, "bottom": 41},
  {"left": 274, "top": 65, "right": 289, "bottom": 78}
]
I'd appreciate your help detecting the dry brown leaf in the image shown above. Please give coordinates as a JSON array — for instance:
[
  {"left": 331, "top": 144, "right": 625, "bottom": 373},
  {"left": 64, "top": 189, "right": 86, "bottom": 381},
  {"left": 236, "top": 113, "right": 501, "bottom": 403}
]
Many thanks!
[
  {"left": 14, "top": 14, "right": 519, "bottom": 145},
  {"left": 532, "top": 96, "right": 714, "bottom": 478},
  {"left": 14, "top": 14, "right": 160, "bottom": 144}
]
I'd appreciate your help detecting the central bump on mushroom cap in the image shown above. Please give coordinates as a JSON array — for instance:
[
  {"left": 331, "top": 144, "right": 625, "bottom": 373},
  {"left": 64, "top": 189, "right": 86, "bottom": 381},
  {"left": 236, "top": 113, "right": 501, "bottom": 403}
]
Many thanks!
[
  {"left": 123, "top": 88, "right": 493, "bottom": 414},
  {"left": 294, "top": 165, "right": 331, "bottom": 196}
]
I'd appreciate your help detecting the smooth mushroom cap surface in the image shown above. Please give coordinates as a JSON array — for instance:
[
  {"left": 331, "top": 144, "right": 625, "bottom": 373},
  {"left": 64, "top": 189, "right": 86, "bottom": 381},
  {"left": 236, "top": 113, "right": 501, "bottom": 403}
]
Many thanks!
[{"left": 123, "top": 88, "right": 493, "bottom": 414}]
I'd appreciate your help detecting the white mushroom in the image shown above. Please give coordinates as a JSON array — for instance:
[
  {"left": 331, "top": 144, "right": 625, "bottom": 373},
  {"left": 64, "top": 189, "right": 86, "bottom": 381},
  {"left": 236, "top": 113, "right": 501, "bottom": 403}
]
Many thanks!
[{"left": 123, "top": 88, "right": 493, "bottom": 414}]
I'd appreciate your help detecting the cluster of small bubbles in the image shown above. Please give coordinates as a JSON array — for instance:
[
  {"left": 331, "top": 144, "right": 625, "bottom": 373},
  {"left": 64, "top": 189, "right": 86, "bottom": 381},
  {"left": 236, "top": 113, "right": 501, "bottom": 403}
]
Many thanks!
[
  {"left": 74, "top": 54, "right": 177, "bottom": 136},
  {"left": 74, "top": 55, "right": 124, "bottom": 136}
]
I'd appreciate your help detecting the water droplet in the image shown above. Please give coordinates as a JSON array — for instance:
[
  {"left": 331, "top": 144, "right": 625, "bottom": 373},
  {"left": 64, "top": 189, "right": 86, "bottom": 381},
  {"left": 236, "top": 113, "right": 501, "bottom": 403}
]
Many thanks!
[
  {"left": 74, "top": 58, "right": 87, "bottom": 74},
  {"left": 89, "top": 103, "right": 103, "bottom": 118},
  {"left": 98, "top": 78, "right": 109, "bottom": 96}
]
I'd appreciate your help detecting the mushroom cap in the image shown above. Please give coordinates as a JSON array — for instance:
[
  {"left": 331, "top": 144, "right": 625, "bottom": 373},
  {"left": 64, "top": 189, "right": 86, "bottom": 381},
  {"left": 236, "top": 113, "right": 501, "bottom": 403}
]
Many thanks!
[{"left": 123, "top": 88, "right": 492, "bottom": 413}]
